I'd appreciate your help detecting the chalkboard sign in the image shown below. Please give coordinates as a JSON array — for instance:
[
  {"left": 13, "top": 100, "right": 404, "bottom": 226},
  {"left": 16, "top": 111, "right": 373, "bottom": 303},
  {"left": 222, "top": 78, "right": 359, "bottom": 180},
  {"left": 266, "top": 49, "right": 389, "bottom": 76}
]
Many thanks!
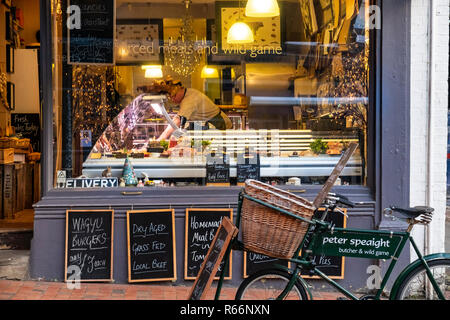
[
  {"left": 185, "top": 208, "right": 233, "bottom": 280},
  {"left": 301, "top": 208, "right": 347, "bottom": 279},
  {"left": 11, "top": 113, "right": 40, "bottom": 152},
  {"left": 65, "top": 210, "right": 114, "bottom": 282},
  {"left": 237, "top": 153, "right": 260, "bottom": 184},
  {"left": 188, "top": 217, "right": 238, "bottom": 300},
  {"left": 126, "top": 209, "right": 176, "bottom": 283},
  {"left": 206, "top": 152, "right": 230, "bottom": 186},
  {"left": 244, "top": 251, "right": 290, "bottom": 278},
  {"left": 68, "top": 0, "right": 116, "bottom": 65}
]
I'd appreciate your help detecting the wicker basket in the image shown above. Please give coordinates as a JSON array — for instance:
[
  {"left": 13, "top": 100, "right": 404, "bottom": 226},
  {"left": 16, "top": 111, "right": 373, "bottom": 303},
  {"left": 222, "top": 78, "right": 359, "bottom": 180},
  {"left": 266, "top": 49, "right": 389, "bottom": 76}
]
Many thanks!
[{"left": 241, "top": 180, "right": 315, "bottom": 259}]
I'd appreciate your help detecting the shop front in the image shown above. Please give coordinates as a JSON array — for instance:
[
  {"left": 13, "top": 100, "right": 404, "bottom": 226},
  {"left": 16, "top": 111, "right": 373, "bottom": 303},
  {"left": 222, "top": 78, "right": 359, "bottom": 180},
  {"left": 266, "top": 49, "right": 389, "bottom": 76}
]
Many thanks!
[{"left": 30, "top": 0, "right": 414, "bottom": 290}]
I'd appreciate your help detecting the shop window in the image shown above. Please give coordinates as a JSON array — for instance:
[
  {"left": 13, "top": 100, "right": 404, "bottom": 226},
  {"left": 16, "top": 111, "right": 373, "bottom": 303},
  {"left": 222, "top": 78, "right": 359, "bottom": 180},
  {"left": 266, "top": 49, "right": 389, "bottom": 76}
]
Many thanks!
[{"left": 50, "top": 0, "right": 373, "bottom": 190}]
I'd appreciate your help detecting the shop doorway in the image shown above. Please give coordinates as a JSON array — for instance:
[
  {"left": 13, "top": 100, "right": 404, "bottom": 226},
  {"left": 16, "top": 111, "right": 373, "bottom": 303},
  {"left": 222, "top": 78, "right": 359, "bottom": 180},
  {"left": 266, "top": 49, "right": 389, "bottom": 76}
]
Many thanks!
[{"left": 0, "top": 0, "right": 41, "bottom": 251}]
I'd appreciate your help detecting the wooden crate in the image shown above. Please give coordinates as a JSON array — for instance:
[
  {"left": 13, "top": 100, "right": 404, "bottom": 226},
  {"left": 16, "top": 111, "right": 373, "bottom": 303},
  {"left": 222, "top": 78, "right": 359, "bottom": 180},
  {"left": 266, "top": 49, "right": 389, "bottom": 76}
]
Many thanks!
[
  {"left": 0, "top": 148, "right": 14, "bottom": 164},
  {"left": 2, "top": 164, "right": 15, "bottom": 219}
]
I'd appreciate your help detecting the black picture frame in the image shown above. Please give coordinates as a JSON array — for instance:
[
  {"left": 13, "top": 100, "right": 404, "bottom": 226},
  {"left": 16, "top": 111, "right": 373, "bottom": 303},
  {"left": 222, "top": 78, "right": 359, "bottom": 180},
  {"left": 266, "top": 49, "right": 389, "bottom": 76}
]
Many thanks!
[
  {"left": 5, "top": 11, "right": 12, "bottom": 42},
  {"left": 115, "top": 19, "right": 164, "bottom": 66},
  {"left": 6, "top": 44, "right": 14, "bottom": 73},
  {"left": 2, "top": 0, "right": 12, "bottom": 8},
  {"left": 6, "top": 81, "right": 15, "bottom": 111},
  {"left": 67, "top": 0, "right": 116, "bottom": 65}
]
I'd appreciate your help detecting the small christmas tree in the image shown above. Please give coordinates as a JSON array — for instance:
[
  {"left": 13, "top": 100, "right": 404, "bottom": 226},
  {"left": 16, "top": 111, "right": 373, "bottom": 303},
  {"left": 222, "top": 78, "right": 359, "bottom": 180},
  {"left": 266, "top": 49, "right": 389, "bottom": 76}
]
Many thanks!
[{"left": 122, "top": 156, "right": 138, "bottom": 186}]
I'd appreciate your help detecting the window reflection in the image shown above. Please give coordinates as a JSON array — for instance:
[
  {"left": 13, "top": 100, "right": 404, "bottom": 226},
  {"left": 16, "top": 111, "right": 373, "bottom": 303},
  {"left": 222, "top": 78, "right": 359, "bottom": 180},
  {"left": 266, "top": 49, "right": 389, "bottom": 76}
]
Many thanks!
[{"left": 52, "top": 0, "right": 371, "bottom": 189}]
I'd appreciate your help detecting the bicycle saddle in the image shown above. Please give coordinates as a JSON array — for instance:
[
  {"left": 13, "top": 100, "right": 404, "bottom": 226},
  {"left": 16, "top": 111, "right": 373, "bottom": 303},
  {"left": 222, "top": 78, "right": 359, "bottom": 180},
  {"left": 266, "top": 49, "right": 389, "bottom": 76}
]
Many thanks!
[{"left": 388, "top": 206, "right": 434, "bottom": 224}]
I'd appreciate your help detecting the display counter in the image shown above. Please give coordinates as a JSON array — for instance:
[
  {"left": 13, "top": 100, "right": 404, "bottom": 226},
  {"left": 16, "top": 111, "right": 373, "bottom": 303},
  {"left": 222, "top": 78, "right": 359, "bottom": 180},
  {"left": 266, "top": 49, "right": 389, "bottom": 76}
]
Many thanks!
[
  {"left": 80, "top": 129, "right": 363, "bottom": 185},
  {"left": 82, "top": 155, "right": 362, "bottom": 180}
]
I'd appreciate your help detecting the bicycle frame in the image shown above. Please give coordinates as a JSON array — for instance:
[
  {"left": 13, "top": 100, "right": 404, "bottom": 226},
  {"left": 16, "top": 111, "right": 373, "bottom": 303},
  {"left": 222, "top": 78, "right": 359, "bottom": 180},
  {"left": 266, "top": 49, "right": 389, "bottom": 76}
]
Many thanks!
[{"left": 214, "top": 192, "right": 448, "bottom": 300}]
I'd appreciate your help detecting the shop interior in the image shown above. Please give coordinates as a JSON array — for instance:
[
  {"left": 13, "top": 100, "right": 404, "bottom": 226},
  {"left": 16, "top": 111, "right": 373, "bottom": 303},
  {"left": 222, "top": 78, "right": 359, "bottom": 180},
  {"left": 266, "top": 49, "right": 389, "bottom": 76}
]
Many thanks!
[
  {"left": 57, "top": 0, "right": 370, "bottom": 189},
  {"left": 0, "top": 0, "right": 40, "bottom": 238}
]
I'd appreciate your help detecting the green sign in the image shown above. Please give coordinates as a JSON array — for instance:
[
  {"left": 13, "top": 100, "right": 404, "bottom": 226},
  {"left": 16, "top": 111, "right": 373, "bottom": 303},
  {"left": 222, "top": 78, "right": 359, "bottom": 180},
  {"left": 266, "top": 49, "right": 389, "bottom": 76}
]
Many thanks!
[{"left": 311, "top": 230, "right": 405, "bottom": 260}]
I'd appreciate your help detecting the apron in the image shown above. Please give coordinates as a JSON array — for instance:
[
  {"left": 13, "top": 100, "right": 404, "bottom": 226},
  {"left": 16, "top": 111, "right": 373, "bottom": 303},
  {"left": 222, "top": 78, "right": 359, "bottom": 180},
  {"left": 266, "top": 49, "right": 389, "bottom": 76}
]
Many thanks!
[{"left": 206, "top": 111, "right": 230, "bottom": 130}]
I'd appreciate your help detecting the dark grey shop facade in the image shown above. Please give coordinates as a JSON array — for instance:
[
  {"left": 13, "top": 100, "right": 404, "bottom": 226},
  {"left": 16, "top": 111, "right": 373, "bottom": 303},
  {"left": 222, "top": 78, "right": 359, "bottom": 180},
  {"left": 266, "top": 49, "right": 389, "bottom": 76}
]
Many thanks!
[{"left": 31, "top": 0, "right": 412, "bottom": 291}]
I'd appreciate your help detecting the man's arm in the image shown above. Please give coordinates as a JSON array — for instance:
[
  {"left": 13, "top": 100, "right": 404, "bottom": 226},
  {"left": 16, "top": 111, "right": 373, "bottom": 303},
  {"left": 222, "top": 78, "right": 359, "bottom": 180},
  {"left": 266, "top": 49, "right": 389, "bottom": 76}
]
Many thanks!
[{"left": 157, "top": 115, "right": 181, "bottom": 141}]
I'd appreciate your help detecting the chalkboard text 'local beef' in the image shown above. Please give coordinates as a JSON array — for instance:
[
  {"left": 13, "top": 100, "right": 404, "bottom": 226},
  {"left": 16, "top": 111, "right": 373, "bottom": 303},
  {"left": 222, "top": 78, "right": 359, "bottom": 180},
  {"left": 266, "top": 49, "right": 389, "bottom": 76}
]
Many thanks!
[
  {"left": 65, "top": 210, "right": 114, "bottom": 282},
  {"left": 68, "top": 0, "right": 115, "bottom": 65}
]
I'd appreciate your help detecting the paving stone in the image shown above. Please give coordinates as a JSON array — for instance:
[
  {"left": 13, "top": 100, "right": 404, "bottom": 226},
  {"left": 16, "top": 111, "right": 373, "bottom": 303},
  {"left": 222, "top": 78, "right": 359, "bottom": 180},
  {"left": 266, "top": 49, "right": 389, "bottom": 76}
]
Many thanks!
[{"left": 0, "top": 279, "right": 348, "bottom": 300}]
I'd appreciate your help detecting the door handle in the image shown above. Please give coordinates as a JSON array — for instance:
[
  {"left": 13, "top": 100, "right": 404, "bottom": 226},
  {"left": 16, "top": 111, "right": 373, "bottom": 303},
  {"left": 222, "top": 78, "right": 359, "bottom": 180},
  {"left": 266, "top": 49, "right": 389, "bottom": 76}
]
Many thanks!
[{"left": 121, "top": 192, "right": 143, "bottom": 196}]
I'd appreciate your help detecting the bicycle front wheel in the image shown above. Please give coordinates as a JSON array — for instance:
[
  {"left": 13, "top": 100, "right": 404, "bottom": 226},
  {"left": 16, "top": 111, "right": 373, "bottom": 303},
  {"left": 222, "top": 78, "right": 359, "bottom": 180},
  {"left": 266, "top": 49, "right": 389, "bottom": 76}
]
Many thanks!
[
  {"left": 395, "top": 259, "right": 450, "bottom": 300},
  {"left": 235, "top": 269, "right": 309, "bottom": 300}
]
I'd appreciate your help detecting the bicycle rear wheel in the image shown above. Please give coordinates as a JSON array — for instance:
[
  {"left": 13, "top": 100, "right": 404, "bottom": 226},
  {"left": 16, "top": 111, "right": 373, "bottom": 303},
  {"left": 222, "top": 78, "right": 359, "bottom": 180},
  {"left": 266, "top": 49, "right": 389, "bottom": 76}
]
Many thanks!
[
  {"left": 235, "top": 269, "right": 309, "bottom": 300},
  {"left": 395, "top": 259, "right": 450, "bottom": 300}
]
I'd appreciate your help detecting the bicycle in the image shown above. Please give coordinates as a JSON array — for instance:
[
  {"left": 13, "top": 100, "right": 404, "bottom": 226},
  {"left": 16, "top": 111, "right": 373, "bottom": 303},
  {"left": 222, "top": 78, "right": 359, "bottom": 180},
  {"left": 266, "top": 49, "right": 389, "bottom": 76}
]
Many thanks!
[{"left": 214, "top": 191, "right": 450, "bottom": 300}]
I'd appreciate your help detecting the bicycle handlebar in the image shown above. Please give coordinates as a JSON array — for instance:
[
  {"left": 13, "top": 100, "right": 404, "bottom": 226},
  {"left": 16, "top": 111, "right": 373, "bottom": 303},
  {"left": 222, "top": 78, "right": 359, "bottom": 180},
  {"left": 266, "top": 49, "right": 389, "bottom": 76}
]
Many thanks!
[{"left": 327, "top": 193, "right": 355, "bottom": 208}]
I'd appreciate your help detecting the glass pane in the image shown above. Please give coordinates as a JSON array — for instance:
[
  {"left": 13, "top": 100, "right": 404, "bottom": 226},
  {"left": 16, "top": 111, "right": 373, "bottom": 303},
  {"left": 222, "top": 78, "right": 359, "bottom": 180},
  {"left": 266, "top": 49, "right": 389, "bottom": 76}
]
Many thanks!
[{"left": 51, "top": 0, "right": 373, "bottom": 189}]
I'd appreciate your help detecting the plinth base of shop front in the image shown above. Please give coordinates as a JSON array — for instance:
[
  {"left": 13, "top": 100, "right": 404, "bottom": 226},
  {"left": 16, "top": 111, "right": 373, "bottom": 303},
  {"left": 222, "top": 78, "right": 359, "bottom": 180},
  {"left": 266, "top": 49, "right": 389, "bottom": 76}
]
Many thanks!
[{"left": 27, "top": 187, "right": 396, "bottom": 293}]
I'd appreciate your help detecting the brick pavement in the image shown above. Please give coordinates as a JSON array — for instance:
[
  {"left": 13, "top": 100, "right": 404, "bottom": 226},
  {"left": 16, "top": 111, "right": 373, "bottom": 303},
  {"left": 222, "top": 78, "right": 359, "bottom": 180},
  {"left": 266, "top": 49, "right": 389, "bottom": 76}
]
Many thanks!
[{"left": 0, "top": 279, "right": 345, "bottom": 300}]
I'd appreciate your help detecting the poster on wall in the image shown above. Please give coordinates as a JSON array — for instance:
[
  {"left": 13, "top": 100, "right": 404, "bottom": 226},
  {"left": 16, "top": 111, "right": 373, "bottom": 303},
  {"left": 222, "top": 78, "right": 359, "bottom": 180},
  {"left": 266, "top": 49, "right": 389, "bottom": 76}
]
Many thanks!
[
  {"left": 216, "top": 3, "right": 282, "bottom": 54},
  {"left": 115, "top": 19, "right": 163, "bottom": 65},
  {"left": 68, "top": 0, "right": 116, "bottom": 65}
]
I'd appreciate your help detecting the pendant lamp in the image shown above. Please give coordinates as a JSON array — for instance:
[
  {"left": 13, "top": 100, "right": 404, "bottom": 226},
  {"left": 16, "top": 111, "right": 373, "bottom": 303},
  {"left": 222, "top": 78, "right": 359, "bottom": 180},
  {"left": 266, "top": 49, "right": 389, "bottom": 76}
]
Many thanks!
[
  {"left": 227, "top": 0, "right": 254, "bottom": 44},
  {"left": 227, "top": 22, "right": 254, "bottom": 44},
  {"left": 245, "top": 0, "right": 280, "bottom": 18}
]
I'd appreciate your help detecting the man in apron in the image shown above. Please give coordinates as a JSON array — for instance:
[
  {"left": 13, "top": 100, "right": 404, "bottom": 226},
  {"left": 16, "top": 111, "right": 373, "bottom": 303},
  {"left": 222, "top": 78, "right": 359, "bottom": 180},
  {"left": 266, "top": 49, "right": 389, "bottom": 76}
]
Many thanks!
[{"left": 154, "top": 78, "right": 233, "bottom": 141}]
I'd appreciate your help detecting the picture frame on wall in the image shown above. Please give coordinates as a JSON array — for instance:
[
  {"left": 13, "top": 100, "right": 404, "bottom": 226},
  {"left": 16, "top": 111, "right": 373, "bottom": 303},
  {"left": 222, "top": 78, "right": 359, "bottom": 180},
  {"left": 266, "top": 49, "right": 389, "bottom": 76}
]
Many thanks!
[
  {"left": 6, "top": 44, "right": 14, "bottom": 73},
  {"left": 5, "top": 11, "right": 12, "bottom": 42},
  {"left": 2, "top": 0, "right": 12, "bottom": 8},
  {"left": 215, "top": 1, "right": 285, "bottom": 61},
  {"left": 115, "top": 19, "right": 164, "bottom": 65},
  {"left": 7, "top": 81, "right": 15, "bottom": 111}
]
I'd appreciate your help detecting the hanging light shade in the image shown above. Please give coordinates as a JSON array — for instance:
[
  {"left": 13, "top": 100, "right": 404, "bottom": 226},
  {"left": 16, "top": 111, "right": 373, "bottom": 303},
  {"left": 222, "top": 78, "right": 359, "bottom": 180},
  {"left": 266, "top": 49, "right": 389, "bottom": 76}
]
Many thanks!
[
  {"left": 245, "top": 0, "right": 280, "bottom": 18},
  {"left": 201, "top": 66, "right": 219, "bottom": 79},
  {"left": 143, "top": 65, "right": 163, "bottom": 79},
  {"left": 227, "top": 21, "right": 254, "bottom": 44}
]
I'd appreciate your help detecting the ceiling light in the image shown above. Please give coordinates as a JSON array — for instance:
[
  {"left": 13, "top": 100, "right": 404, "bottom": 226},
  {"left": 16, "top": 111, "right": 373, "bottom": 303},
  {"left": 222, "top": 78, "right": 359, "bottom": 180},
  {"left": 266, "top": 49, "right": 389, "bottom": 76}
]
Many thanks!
[
  {"left": 227, "top": 22, "right": 254, "bottom": 44},
  {"left": 245, "top": 0, "right": 280, "bottom": 18}
]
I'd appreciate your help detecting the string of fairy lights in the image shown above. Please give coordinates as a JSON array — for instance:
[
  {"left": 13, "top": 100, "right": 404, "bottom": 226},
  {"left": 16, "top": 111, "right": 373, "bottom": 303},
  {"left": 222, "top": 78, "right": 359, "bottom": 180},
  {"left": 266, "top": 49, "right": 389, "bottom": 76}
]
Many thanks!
[{"left": 71, "top": 66, "right": 122, "bottom": 143}]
